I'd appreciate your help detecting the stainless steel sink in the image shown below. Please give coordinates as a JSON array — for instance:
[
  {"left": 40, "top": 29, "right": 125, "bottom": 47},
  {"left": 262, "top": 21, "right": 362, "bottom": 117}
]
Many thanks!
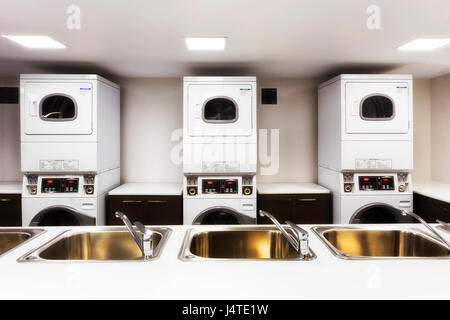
[
  {"left": 179, "top": 226, "right": 316, "bottom": 261},
  {"left": 312, "top": 226, "right": 450, "bottom": 260},
  {"left": 0, "top": 228, "right": 45, "bottom": 257},
  {"left": 18, "top": 227, "right": 171, "bottom": 262}
]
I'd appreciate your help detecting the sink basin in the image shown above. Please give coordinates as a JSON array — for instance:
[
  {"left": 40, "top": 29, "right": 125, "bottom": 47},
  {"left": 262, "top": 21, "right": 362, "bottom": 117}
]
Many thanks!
[
  {"left": 0, "top": 229, "right": 45, "bottom": 257},
  {"left": 179, "top": 226, "right": 316, "bottom": 261},
  {"left": 312, "top": 226, "right": 450, "bottom": 260},
  {"left": 19, "top": 227, "right": 171, "bottom": 262}
]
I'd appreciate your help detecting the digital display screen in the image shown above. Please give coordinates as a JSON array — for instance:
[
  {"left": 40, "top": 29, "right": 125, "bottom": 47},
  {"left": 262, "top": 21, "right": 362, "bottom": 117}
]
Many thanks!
[
  {"left": 41, "top": 178, "right": 79, "bottom": 193},
  {"left": 359, "top": 176, "right": 394, "bottom": 191},
  {"left": 202, "top": 179, "right": 238, "bottom": 194}
]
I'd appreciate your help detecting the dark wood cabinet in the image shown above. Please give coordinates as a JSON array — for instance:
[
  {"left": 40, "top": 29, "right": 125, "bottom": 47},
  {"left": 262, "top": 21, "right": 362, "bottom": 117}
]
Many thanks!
[
  {"left": 107, "top": 195, "right": 182, "bottom": 225},
  {"left": 258, "top": 193, "right": 331, "bottom": 224},
  {"left": 0, "top": 194, "right": 22, "bottom": 226},
  {"left": 413, "top": 193, "right": 450, "bottom": 223}
]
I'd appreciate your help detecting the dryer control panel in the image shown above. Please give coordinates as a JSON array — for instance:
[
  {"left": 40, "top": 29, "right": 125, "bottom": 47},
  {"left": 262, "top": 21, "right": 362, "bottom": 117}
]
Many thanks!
[
  {"left": 202, "top": 179, "right": 238, "bottom": 194},
  {"left": 359, "top": 176, "right": 394, "bottom": 191},
  {"left": 41, "top": 178, "right": 79, "bottom": 193}
]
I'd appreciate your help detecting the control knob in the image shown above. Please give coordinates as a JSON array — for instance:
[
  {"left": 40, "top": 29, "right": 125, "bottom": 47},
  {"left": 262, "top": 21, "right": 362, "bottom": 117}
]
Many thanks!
[
  {"left": 344, "top": 183, "right": 353, "bottom": 193},
  {"left": 242, "top": 186, "right": 253, "bottom": 196},
  {"left": 187, "top": 186, "right": 198, "bottom": 196}
]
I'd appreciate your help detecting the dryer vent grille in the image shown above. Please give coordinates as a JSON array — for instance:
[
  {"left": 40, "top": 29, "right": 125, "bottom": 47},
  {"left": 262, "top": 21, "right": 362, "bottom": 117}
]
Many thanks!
[{"left": 261, "top": 88, "right": 277, "bottom": 105}]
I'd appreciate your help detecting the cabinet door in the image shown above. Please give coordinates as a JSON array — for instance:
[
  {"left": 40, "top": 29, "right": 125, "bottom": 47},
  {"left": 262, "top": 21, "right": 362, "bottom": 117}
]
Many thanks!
[
  {"left": 108, "top": 196, "right": 145, "bottom": 225},
  {"left": 257, "top": 195, "right": 292, "bottom": 224},
  {"left": 414, "top": 193, "right": 450, "bottom": 223},
  {"left": 143, "top": 196, "right": 182, "bottom": 225},
  {"left": 291, "top": 194, "right": 331, "bottom": 224},
  {"left": 0, "top": 194, "right": 22, "bottom": 226},
  {"left": 108, "top": 195, "right": 182, "bottom": 225}
]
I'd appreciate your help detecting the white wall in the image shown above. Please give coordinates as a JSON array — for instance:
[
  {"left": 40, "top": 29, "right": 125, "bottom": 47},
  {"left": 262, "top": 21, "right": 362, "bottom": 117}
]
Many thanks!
[
  {"left": 430, "top": 74, "right": 450, "bottom": 183},
  {"left": 119, "top": 78, "right": 183, "bottom": 183},
  {"left": 257, "top": 78, "right": 319, "bottom": 183},
  {"left": 0, "top": 79, "right": 21, "bottom": 182},
  {"left": 413, "top": 79, "right": 432, "bottom": 182}
]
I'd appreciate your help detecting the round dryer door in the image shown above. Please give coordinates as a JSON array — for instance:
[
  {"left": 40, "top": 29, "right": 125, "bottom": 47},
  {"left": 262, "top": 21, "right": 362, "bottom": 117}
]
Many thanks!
[
  {"left": 193, "top": 207, "right": 255, "bottom": 225},
  {"left": 350, "top": 203, "right": 412, "bottom": 224},
  {"left": 30, "top": 206, "right": 95, "bottom": 226}
]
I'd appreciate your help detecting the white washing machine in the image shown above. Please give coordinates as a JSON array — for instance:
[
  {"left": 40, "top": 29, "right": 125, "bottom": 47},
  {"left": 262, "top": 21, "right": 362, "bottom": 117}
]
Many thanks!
[
  {"left": 20, "top": 74, "right": 120, "bottom": 174},
  {"left": 339, "top": 195, "right": 413, "bottom": 224},
  {"left": 21, "top": 170, "right": 119, "bottom": 226},
  {"left": 183, "top": 76, "right": 257, "bottom": 175},
  {"left": 318, "top": 74, "right": 413, "bottom": 172},
  {"left": 183, "top": 175, "right": 256, "bottom": 224},
  {"left": 319, "top": 167, "right": 413, "bottom": 224}
]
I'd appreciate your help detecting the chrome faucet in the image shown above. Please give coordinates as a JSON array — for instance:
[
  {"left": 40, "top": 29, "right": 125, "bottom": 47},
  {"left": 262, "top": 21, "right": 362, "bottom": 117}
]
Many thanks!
[
  {"left": 259, "top": 210, "right": 313, "bottom": 258},
  {"left": 115, "top": 211, "right": 154, "bottom": 259},
  {"left": 401, "top": 210, "right": 450, "bottom": 250},
  {"left": 436, "top": 220, "right": 450, "bottom": 232}
]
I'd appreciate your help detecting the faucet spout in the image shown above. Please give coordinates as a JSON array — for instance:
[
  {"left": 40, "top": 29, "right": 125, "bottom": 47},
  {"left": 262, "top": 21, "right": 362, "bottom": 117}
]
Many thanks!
[
  {"left": 115, "top": 211, "right": 153, "bottom": 259},
  {"left": 259, "top": 210, "right": 312, "bottom": 258},
  {"left": 401, "top": 210, "right": 450, "bottom": 250}
]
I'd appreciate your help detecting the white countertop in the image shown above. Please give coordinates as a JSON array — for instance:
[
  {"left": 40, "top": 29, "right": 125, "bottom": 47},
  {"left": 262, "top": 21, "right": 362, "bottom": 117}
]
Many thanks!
[
  {"left": 257, "top": 183, "right": 330, "bottom": 194},
  {"left": 414, "top": 180, "right": 450, "bottom": 203},
  {"left": 0, "top": 181, "right": 22, "bottom": 194},
  {"left": 0, "top": 223, "right": 448, "bottom": 299},
  {"left": 108, "top": 183, "right": 183, "bottom": 196}
]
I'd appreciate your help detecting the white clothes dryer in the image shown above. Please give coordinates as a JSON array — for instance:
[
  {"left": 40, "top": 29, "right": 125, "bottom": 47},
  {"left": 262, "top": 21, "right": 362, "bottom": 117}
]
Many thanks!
[
  {"left": 183, "top": 77, "right": 257, "bottom": 174},
  {"left": 20, "top": 74, "right": 120, "bottom": 174},
  {"left": 318, "top": 74, "right": 413, "bottom": 172}
]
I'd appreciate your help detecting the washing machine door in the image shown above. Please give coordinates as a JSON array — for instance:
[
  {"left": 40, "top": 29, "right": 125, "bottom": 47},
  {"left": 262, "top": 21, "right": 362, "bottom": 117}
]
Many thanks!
[
  {"left": 193, "top": 206, "right": 255, "bottom": 225},
  {"left": 350, "top": 203, "right": 412, "bottom": 224},
  {"left": 30, "top": 206, "right": 95, "bottom": 226}
]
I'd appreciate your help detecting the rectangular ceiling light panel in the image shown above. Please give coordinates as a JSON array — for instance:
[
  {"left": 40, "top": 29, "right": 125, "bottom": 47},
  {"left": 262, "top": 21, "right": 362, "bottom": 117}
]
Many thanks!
[
  {"left": 2, "top": 35, "right": 66, "bottom": 48},
  {"left": 185, "top": 37, "right": 226, "bottom": 50},
  {"left": 398, "top": 38, "right": 450, "bottom": 51}
]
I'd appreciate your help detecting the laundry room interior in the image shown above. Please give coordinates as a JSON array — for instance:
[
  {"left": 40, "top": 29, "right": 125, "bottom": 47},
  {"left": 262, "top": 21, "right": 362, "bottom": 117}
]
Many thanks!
[
  {"left": 0, "top": 0, "right": 449, "bottom": 301},
  {"left": 1, "top": 77, "right": 444, "bottom": 183}
]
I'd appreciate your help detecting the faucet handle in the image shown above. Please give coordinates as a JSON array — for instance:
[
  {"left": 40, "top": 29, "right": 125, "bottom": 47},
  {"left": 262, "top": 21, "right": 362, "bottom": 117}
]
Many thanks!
[
  {"left": 436, "top": 220, "right": 450, "bottom": 232},
  {"left": 134, "top": 221, "right": 152, "bottom": 239},
  {"left": 285, "top": 221, "right": 308, "bottom": 239},
  {"left": 286, "top": 221, "right": 311, "bottom": 257}
]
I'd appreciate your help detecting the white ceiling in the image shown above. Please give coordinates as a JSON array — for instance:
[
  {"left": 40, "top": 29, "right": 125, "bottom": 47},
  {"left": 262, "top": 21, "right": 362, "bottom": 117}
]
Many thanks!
[{"left": 1, "top": 0, "right": 450, "bottom": 79}]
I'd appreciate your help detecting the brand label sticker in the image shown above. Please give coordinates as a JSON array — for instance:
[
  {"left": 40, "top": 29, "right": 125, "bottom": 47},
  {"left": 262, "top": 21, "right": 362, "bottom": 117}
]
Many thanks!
[
  {"left": 240, "top": 88, "right": 251, "bottom": 95},
  {"left": 80, "top": 87, "right": 92, "bottom": 95}
]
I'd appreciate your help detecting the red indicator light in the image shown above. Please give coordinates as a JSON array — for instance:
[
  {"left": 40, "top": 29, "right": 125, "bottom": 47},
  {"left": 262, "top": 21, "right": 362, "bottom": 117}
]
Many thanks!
[
  {"left": 363, "top": 178, "right": 369, "bottom": 181},
  {"left": 221, "top": 185, "right": 225, "bottom": 187},
  {"left": 207, "top": 181, "right": 213, "bottom": 185},
  {"left": 383, "top": 178, "right": 389, "bottom": 181},
  {"left": 68, "top": 180, "right": 74, "bottom": 184},
  {"left": 47, "top": 180, "right": 53, "bottom": 184},
  {"left": 227, "top": 181, "right": 233, "bottom": 184}
]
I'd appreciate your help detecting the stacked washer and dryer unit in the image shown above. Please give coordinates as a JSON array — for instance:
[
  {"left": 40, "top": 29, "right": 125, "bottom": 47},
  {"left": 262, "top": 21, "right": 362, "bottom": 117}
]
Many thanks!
[
  {"left": 20, "top": 74, "right": 120, "bottom": 226},
  {"left": 318, "top": 74, "right": 414, "bottom": 224},
  {"left": 183, "top": 77, "right": 257, "bottom": 224}
]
